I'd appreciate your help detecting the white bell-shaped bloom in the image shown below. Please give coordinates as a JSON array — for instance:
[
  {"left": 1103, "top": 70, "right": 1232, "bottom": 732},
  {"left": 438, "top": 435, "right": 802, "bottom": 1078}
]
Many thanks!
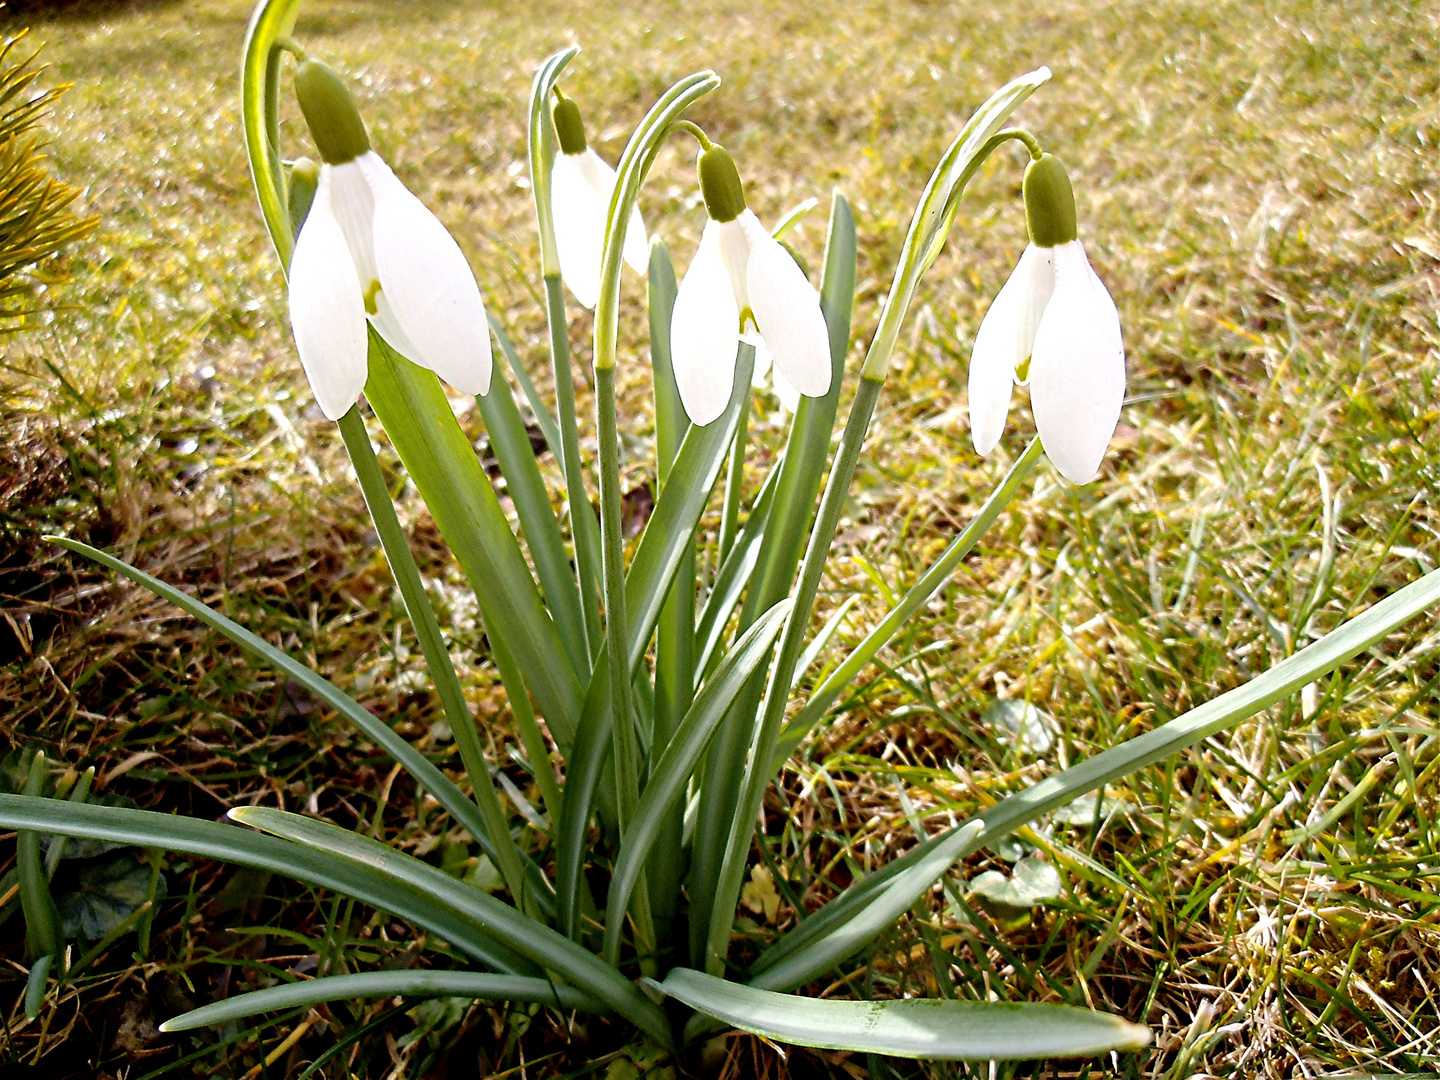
[
  {"left": 967, "top": 239, "right": 1123, "bottom": 484},
  {"left": 551, "top": 147, "right": 648, "bottom": 310},
  {"left": 671, "top": 209, "right": 830, "bottom": 426},
  {"left": 288, "top": 151, "right": 493, "bottom": 421},
  {"left": 749, "top": 336, "right": 801, "bottom": 413}
]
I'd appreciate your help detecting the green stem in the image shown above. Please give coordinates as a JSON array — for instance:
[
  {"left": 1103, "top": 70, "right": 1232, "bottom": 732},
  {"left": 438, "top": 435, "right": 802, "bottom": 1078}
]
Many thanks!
[
  {"left": 546, "top": 275, "right": 604, "bottom": 664},
  {"left": 717, "top": 387, "right": 751, "bottom": 566},
  {"left": 595, "top": 365, "right": 655, "bottom": 961},
  {"left": 337, "top": 409, "right": 531, "bottom": 908},
  {"left": 705, "top": 375, "right": 883, "bottom": 974}
]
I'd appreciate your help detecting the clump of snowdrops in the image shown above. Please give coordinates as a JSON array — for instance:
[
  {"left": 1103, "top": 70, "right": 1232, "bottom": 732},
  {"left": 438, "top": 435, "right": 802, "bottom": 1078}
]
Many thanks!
[{"left": 5, "top": 0, "right": 1439, "bottom": 1066}]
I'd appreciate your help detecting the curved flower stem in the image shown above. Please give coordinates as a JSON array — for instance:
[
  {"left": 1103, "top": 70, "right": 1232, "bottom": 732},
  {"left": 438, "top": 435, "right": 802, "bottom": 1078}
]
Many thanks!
[{"left": 336, "top": 409, "right": 532, "bottom": 909}]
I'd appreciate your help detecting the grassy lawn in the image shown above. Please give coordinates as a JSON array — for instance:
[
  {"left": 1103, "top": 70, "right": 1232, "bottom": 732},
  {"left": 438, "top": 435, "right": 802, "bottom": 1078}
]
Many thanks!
[{"left": 2, "top": 0, "right": 1437, "bottom": 1076}]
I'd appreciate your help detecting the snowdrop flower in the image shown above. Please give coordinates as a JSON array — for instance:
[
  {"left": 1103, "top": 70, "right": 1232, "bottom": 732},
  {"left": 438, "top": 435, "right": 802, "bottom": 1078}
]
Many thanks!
[
  {"left": 287, "top": 59, "right": 492, "bottom": 421},
  {"left": 749, "top": 337, "right": 800, "bottom": 413},
  {"left": 549, "top": 94, "right": 647, "bottom": 309},
  {"left": 968, "top": 152, "right": 1124, "bottom": 484},
  {"left": 671, "top": 143, "right": 831, "bottom": 426}
]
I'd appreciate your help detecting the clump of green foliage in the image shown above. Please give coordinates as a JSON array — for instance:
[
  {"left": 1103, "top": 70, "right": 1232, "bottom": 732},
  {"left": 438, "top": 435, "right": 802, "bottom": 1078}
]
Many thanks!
[{"left": 0, "top": 31, "right": 96, "bottom": 330}]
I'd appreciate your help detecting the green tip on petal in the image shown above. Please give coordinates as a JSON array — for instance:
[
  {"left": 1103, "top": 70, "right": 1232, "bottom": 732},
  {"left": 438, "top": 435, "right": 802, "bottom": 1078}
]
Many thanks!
[
  {"left": 698, "top": 144, "right": 746, "bottom": 223},
  {"left": 294, "top": 58, "right": 370, "bottom": 166},
  {"left": 1023, "top": 153, "right": 1077, "bottom": 248},
  {"left": 552, "top": 97, "right": 588, "bottom": 155}
]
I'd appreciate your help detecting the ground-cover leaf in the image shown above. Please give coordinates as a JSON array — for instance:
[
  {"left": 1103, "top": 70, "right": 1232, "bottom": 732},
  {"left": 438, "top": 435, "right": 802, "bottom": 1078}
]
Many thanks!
[
  {"left": 161, "top": 970, "right": 592, "bottom": 1032},
  {"left": 232, "top": 807, "right": 674, "bottom": 1047},
  {"left": 48, "top": 536, "right": 516, "bottom": 876},
  {"left": 652, "top": 968, "right": 1150, "bottom": 1059},
  {"left": 753, "top": 565, "right": 1440, "bottom": 989},
  {"left": 56, "top": 852, "right": 162, "bottom": 940},
  {"left": 0, "top": 796, "right": 535, "bottom": 976}
]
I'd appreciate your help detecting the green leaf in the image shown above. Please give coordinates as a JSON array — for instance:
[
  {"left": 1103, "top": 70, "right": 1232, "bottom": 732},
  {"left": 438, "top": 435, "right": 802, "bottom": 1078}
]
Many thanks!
[
  {"left": 48, "top": 537, "right": 510, "bottom": 874},
  {"left": 364, "top": 341, "right": 585, "bottom": 745},
  {"left": 690, "top": 192, "right": 856, "bottom": 967},
  {"left": 17, "top": 752, "right": 59, "bottom": 960},
  {"left": 57, "top": 852, "right": 164, "bottom": 941},
  {"left": 0, "top": 795, "right": 534, "bottom": 976},
  {"left": 754, "top": 565, "right": 1440, "bottom": 989},
  {"left": 232, "top": 807, "right": 674, "bottom": 1048},
  {"left": 553, "top": 351, "right": 754, "bottom": 938},
  {"left": 24, "top": 954, "right": 50, "bottom": 1021},
  {"left": 476, "top": 331, "right": 589, "bottom": 677},
  {"left": 651, "top": 969, "right": 1149, "bottom": 1060},
  {"left": 968, "top": 856, "right": 1063, "bottom": 910},
  {"left": 161, "top": 970, "right": 591, "bottom": 1033},
  {"left": 488, "top": 314, "right": 561, "bottom": 467},
  {"left": 774, "top": 437, "right": 1043, "bottom": 767},
  {"left": 603, "top": 601, "right": 792, "bottom": 963}
]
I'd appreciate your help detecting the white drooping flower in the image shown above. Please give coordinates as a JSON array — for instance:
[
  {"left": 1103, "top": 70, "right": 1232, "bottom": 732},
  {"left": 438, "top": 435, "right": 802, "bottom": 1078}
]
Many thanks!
[
  {"left": 968, "top": 153, "right": 1124, "bottom": 485},
  {"left": 749, "top": 336, "right": 801, "bottom": 413},
  {"left": 670, "top": 143, "right": 831, "bottom": 426},
  {"left": 287, "top": 59, "right": 492, "bottom": 421},
  {"left": 549, "top": 95, "right": 647, "bottom": 310}
]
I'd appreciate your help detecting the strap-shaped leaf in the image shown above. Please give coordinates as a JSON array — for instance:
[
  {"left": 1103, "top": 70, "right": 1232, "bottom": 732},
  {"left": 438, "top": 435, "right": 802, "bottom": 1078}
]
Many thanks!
[
  {"left": 603, "top": 601, "right": 791, "bottom": 962},
  {"left": 475, "top": 325, "right": 589, "bottom": 677},
  {"left": 773, "top": 437, "right": 1043, "bottom": 767},
  {"left": 553, "top": 351, "right": 753, "bottom": 937},
  {"left": 651, "top": 968, "right": 1149, "bottom": 1059},
  {"left": 753, "top": 564, "right": 1440, "bottom": 988},
  {"left": 364, "top": 343, "right": 585, "bottom": 744},
  {"left": 162, "top": 970, "right": 592, "bottom": 1033},
  {"left": 232, "top": 807, "right": 674, "bottom": 1048},
  {"left": 0, "top": 796, "right": 532, "bottom": 976},
  {"left": 47, "top": 537, "right": 508, "bottom": 866}
]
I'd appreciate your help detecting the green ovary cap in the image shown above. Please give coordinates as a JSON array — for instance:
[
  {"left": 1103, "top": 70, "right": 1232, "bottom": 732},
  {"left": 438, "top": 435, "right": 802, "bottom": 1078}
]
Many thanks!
[
  {"left": 698, "top": 145, "right": 746, "bottom": 223},
  {"left": 1023, "top": 153, "right": 1077, "bottom": 248},
  {"left": 552, "top": 97, "right": 588, "bottom": 155},
  {"left": 294, "top": 59, "right": 370, "bottom": 165}
]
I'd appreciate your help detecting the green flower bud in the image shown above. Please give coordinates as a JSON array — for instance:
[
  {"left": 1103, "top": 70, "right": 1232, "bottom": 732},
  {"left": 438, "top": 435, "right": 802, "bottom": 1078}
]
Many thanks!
[
  {"left": 698, "top": 144, "right": 746, "bottom": 223},
  {"left": 552, "top": 97, "right": 587, "bottom": 156},
  {"left": 1023, "top": 153, "right": 1077, "bottom": 248},
  {"left": 294, "top": 58, "right": 370, "bottom": 166},
  {"left": 287, "top": 156, "right": 319, "bottom": 237}
]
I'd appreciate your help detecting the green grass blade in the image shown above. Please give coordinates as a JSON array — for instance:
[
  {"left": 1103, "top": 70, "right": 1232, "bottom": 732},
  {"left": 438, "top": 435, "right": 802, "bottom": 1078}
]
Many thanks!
[
  {"left": 47, "top": 536, "right": 510, "bottom": 875},
  {"left": 160, "top": 970, "right": 593, "bottom": 1033},
  {"left": 475, "top": 335, "right": 589, "bottom": 677},
  {"left": 603, "top": 601, "right": 792, "bottom": 964},
  {"left": 654, "top": 969, "right": 1149, "bottom": 1060},
  {"left": 232, "top": 807, "right": 674, "bottom": 1048},
  {"left": 753, "top": 566, "right": 1440, "bottom": 989},
  {"left": 336, "top": 410, "right": 532, "bottom": 909},
  {"left": 773, "top": 437, "right": 1044, "bottom": 767},
  {"left": 364, "top": 339, "right": 584, "bottom": 745},
  {"left": 17, "top": 752, "right": 59, "bottom": 961},
  {"left": 790, "top": 594, "right": 859, "bottom": 691},
  {"left": 0, "top": 796, "right": 533, "bottom": 975}
]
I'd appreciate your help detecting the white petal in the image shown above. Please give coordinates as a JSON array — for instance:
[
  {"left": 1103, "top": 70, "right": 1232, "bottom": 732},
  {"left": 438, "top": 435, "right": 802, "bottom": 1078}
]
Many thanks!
[
  {"left": 575, "top": 149, "right": 649, "bottom": 276},
  {"left": 359, "top": 154, "right": 493, "bottom": 396},
  {"left": 718, "top": 214, "right": 752, "bottom": 311},
  {"left": 1011, "top": 244, "right": 1055, "bottom": 386},
  {"left": 326, "top": 159, "right": 378, "bottom": 285},
  {"left": 741, "top": 212, "right": 831, "bottom": 398},
  {"left": 773, "top": 363, "right": 801, "bottom": 413},
  {"left": 551, "top": 150, "right": 606, "bottom": 310},
  {"left": 287, "top": 169, "right": 368, "bottom": 421},
  {"left": 1029, "top": 240, "right": 1125, "bottom": 484},
  {"left": 671, "top": 220, "right": 740, "bottom": 426},
  {"left": 969, "top": 244, "right": 1058, "bottom": 451},
  {"left": 747, "top": 332, "right": 772, "bottom": 388}
]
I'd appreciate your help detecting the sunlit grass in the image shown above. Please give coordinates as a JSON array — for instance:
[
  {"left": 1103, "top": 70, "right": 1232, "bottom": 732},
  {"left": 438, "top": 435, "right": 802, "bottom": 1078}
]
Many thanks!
[{"left": 2, "top": 0, "right": 1437, "bottom": 1076}]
